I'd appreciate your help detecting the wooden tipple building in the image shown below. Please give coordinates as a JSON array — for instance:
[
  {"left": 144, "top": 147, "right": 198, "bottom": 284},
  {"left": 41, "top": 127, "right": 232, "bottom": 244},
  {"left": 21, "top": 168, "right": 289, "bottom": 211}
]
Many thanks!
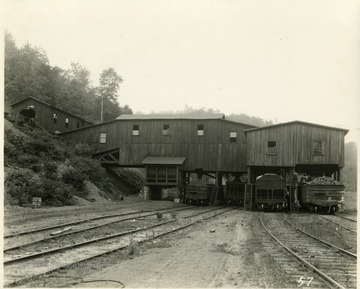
[
  {"left": 61, "top": 114, "right": 256, "bottom": 200},
  {"left": 61, "top": 115, "right": 348, "bottom": 205}
]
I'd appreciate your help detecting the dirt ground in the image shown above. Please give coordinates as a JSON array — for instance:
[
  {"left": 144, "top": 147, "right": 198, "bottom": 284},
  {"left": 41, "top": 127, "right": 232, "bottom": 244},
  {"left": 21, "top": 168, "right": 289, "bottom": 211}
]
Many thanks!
[
  {"left": 3, "top": 191, "right": 357, "bottom": 288},
  {"left": 66, "top": 210, "right": 295, "bottom": 288}
]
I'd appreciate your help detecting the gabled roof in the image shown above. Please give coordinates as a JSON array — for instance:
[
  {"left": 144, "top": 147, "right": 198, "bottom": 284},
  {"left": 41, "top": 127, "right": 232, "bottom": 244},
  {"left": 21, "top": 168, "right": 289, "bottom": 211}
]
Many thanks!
[
  {"left": 116, "top": 113, "right": 257, "bottom": 128},
  {"left": 11, "top": 96, "right": 93, "bottom": 124},
  {"left": 244, "top": 120, "right": 348, "bottom": 135},
  {"left": 117, "top": 113, "right": 225, "bottom": 120}
]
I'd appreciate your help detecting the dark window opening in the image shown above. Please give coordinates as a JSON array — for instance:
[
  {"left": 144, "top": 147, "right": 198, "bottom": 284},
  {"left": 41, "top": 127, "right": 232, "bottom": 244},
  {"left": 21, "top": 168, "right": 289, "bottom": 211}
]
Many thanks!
[
  {"left": 167, "top": 167, "right": 177, "bottom": 182},
  {"left": 267, "top": 141, "right": 277, "bottom": 154},
  {"left": 53, "top": 113, "right": 57, "bottom": 124},
  {"left": 146, "top": 166, "right": 178, "bottom": 183},
  {"left": 197, "top": 124, "right": 204, "bottom": 136},
  {"left": 163, "top": 124, "right": 170, "bottom": 136},
  {"left": 157, "top": 167, "right": 167, "bottom": 182},
  {"left": 133, "top": 124, "right": 139, "bottom": 136},
  {"left": 77, "top": 122, "right": 80, "bottom": 128},
  {"left": 147, "top": 167, "right": 157, "bottom": 182},
  {"left": 65, "top": 118, "right": 69, "bottom": 128},
  {"left": 230, "top": 132, "right": 237, "bottom": 142}
]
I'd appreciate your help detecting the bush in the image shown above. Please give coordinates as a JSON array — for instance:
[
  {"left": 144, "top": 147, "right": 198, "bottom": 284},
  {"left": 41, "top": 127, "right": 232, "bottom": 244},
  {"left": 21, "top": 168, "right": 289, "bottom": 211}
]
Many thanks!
[
  {"left": 23, "top": 130, "right": 65, "bottom": 160},
  {"left": 69, "top": 157, "right": 104, "bottom": 185},
  {"left": 43, "top": 161, "right": 59, "bottom": 179},
  {"left": 17, "top": 155, "right": 43, "bottom": 172},
  {"left": 62, "top": 167, "right": 87, "bottom": 192},
  {"left": 5, "top": 168, "right": 41, "bottom": 200},
  {"left": 4, "top": 141, "right": 17, "bottom": 166},
  {"left": 74, "top": 143, "right": 95, "bottom": 157},
  {"left": 39, "top": 179, "right": 75, "bottom": 206}
]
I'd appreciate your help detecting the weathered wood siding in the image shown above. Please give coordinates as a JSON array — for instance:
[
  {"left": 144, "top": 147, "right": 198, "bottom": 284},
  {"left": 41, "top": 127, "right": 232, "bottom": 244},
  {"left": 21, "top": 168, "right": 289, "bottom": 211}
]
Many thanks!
[
  {"left": 62, "top": 121, "right": 121, "bottom": 151},
  {"left": 119, "top": 119, "right": 250, "bottom": 172},
  {"left": 11, "top": 98, "right": 90, "bottom": 133},
  {"left": 62, "top": 119, "right": 252, "bottom": 172},
  {"left": 246, "top": 123, "right": 346, "bottom": 167}
]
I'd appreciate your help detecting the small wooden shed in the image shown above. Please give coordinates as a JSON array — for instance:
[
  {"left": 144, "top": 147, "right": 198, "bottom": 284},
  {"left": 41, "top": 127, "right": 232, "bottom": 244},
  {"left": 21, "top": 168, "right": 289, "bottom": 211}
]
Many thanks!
[{"left": 10, "top": 96, "right": 93, "bottom": 133}]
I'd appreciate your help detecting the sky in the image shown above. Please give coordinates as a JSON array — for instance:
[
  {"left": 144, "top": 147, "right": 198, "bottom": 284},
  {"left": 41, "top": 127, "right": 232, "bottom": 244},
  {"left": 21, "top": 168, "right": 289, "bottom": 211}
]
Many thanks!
[{"left": 3, "top": 0, "right": 360, "bottom": 143}]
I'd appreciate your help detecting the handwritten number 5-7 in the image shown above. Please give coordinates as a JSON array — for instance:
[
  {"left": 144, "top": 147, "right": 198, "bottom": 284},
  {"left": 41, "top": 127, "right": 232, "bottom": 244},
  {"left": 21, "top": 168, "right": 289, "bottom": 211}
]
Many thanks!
[{"left": 297, "top": 277, "right": 313, "bottom": 286}]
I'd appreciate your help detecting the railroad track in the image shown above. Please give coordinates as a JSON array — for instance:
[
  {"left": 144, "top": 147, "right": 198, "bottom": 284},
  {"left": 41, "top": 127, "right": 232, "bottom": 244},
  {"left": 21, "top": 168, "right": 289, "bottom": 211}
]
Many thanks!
[
  {"left": 320, "top": 215, "right": 357, "bottom": 234},
  {"left": 335, "top": 212, "right": 357, "bottom": 223},
  {"left": 4, "top": 206, "right": 192, "bottom": 251},
  {"left": 260, "top": 213, "right": 357, "bottom": 289},
  {"left": 4, "top": 206, "right": 233, "bottom": 287}
]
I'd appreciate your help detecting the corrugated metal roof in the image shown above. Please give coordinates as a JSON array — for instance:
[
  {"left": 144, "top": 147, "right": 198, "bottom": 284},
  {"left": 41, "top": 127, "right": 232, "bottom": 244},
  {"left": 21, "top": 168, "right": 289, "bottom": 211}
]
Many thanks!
[
  {"left": 142, "top": 156, "right": 186, "bottom": 165},
  {"left": 117, "top": 113, "right": 225, "bottom": 120},
  {"left": 244, "top": 120, "right": 348, "bottom": 134}
]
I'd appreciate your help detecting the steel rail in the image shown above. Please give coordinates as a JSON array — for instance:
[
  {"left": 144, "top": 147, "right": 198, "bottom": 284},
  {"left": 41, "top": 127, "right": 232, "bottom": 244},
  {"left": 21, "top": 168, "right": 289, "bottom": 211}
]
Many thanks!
[
  {"left": 281, "top": 215, "right": 356, "bottom": 258},
  {"left": 4, "top": 206, "right": 189, "bottom": 238},
  {"left": 320, "top": 215, "right": 356, "bottom": 234},
  {"left": 335, "top": 213, "right": 357, "bottom": 223},
  {"left": 4, "top": 206, "right": 196, "bottom": 252},
  {"left": 4, "top": 206, "right": 230, "bottom": 265},
  {"left": 5, "top": 207, "right": 234, "bottom": 288},
  {"left": 259, "top": 213, "right": 346, "bottom": 289}
]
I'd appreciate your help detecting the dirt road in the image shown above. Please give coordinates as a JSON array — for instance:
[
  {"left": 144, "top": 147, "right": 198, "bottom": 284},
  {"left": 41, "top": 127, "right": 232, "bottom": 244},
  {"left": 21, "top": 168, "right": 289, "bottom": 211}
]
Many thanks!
[
  {"left": 4, "top": 194, "right": 356, "bottom": 288},
  {"left": 68, "top": 210, "right": 294, "bottom": 288}
]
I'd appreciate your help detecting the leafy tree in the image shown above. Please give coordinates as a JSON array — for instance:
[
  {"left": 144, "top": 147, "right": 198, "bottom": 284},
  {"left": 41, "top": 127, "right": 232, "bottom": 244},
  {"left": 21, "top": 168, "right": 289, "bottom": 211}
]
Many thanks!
[
  {"left": 5, "top": 33, "right": 52, "bottom": 107},
  {"left": 4, "top": 32, "right": 133, "bottom": 124},
  {"left": 98, "top": 68, "right": 123, "bottom": 122}
]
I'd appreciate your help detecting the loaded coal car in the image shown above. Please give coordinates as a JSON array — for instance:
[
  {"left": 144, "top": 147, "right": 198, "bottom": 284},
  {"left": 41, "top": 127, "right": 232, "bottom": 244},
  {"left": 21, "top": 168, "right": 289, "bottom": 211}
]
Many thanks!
[
  {"left": 255, "top": 173, "right": 287, "bottom": 211},
  {"left": 299, "top": 176, "right": 345, "bottom": 214}
]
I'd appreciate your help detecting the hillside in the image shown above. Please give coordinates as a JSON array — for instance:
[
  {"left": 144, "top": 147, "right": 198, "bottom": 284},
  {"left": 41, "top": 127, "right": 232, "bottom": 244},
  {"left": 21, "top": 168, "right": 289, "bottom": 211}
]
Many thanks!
[{"left": 4, "top": 120, "right": 142, "bottom": 206}]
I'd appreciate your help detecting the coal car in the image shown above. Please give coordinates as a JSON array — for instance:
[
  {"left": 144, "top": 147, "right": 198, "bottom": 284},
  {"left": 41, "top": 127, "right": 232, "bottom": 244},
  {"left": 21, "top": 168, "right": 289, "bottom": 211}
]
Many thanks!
[
  {"left": 299, "top": 176, "right": 345, "bottom": 214},
  {"left": 254, "top": 174, "right": 287, "bottom": 211}
]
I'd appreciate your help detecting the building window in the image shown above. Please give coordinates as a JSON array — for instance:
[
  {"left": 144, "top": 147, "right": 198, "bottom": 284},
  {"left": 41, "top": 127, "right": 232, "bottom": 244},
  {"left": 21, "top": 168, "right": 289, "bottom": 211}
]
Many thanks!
[
  {"left": 53, "top": 113, "right": 57, "bottom": 124},
  {"left": 197, "top": 124, "right": 204, "bottom": 136},
  {"left": 230, "top": 132, "right": 237, "bottom": 142},
  {"left": 65, "top": 118, "right": 69, "bottom": 128},
  {"left": 146, "top": 166, "right": 177, "bottom": 183},
  {"left": 77, "top": 122, "right": 80, "bottom": 128},
  {"left": 167, "top": 167, "right": 177, "bottom": 182},
  {"left": 100, "top": 133, "right": 107, "bottom": 144},
  {"left": 267, "top": 141, "right": 277, "bottom": 154},
  {"left": 147, "top": 167, "right": 157, "bottom": 182},
  {"left": 162, "top": 124, "right": 170, "bottom": 136},
  {"left": 313, "top": 141, "right": 323, "bottom": 155},
  {"left": 132, "top": 124, "right": 139, "bottom": 136}
]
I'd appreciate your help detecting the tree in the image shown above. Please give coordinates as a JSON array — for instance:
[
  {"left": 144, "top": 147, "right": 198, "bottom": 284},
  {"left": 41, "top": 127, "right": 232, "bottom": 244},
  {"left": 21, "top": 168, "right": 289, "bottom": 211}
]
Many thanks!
[
  {"left": 4, "top": 31, "right": 20, "bottom": 109},
  {"left": 98, "top": 68, "right": 123, "bottom": 122},
  {"left": 4, "top": 32, "right": 51, "bottom": 107},
  {"left": 4, "top": 32, "right": 133, "bottom": 123},
  {"left": 61, "top": 63, "right": 97, "bottom": 121}
]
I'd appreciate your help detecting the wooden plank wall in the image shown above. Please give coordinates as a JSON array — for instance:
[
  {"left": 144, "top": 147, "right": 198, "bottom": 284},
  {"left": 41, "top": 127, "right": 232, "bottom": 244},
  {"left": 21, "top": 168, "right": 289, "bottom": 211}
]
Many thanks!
[
  {"left": 11, "top": 99, "right": 90, "bottom": 133},
  {"left": 246, "top": 123, "right": 346, "bottom": 167},
  {"left": 62, "top": 118, "right": 251, "bottom": 172},
  {"left": 118, "top": 119, "right": 250, "bottom": 172}
]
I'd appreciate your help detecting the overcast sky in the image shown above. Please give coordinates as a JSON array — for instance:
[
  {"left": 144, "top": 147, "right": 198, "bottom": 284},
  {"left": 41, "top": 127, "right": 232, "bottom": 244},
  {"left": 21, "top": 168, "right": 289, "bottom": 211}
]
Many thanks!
[{"left": 3, "top": 0, "right": 360, "bottom": 142}]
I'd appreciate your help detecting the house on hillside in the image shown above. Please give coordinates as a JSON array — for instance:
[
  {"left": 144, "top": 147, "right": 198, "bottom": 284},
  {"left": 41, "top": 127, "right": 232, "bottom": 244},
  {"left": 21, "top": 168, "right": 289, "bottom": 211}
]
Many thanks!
[{"left": 9, "top": 96, "right": 93, "bottom": 133}]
